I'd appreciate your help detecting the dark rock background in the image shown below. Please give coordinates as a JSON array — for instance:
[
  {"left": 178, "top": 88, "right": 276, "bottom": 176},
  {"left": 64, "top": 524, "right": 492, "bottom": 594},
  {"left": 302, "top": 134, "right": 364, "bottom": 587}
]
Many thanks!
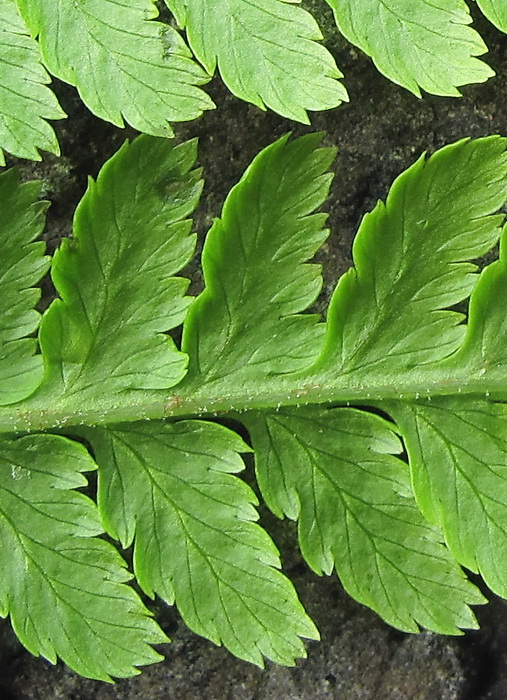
[{"left": 2, "top": 2, "right": 507, "bottom": 697}]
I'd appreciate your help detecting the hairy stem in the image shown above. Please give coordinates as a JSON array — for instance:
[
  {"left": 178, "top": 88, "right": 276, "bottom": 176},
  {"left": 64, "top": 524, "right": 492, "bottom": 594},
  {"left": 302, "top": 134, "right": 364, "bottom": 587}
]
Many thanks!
[{"left": 0, "top": 371, "right": 500, "bottom": 433}]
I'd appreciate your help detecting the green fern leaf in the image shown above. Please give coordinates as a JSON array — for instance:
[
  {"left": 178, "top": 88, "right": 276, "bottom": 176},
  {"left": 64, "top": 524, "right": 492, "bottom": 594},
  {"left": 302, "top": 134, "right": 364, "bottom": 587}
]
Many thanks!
[
  {"left": 17, "top": 0, "right": 214, "bottom": 135},
  {"left": 312, "top": 137, "right": 507, "bottom": 385},
  {"left": 165, "top": 0, "right": 348, "bottom": 122},
  {"left": 181, "top": 133, "right": 335, "bottom": 397},
  {"left": 325, "top": 0, "right": 494, "bottom": 96},
  {"left": 245, "top": 407, "right": 483, "bottom": 633},
  {"left": 389, "top": 399, "right": 507, "bottom": 599},
  {"left": 88, "top": 420, "right": 318, "bottom": 667},
  {"left": 451, "top": 223, "right": 507, "bottom": 387},
  {"left": 0, "top": 433, "right": 166, "bottom": 680},
  {"left": 0, "top": 0, "right": 64, "bottom": 164},
  {"left": 478, "top": 0, "right": 507, "bottom": 31},
  {"left": 0, "top": 168, "right": 49, "bottom": 404},
  {"left": 38, "top": 135, "right": 201, "bottom": 402},
  {"left": 3, "top": 133, "right": 507, "bottom": 679}
]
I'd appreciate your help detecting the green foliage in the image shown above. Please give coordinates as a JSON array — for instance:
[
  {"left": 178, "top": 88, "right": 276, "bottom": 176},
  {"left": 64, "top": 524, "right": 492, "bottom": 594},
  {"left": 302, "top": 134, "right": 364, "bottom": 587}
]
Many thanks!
[
  {"left": 389, "top": 400, "right": 507, "bottom": 597},
  {"left": 244, "top": 407, "right": 483, "bottom": 634},
  {"left": 181, "top": 133, "right": 333, "bottom": 393},
  {"left": 90, "top": 420, "right": 318, "bottom": 666},
  {"left": 2, "top": 131, "right": 507, "bottom": 681},
  {"left": 0, "top": 168, "right": 49, "bottom": 403},
  {"left": 0, "top": 433, "right": 166, "bottom": 681},
  {"left": 2, "top": 0, "right": 507, "bottom": 163},
  {"left": 0, "top": 0, "right": 64, "bottom": 164},
  {"left": 38, "top": 135, "right": 200, "bottom": 401},
  {"left": 17, "top": 0, "right": 213, "bottom": 135},
  {"left": 478, "top": 0, "right": 507, "bottom": 32},
  {"left": 325, "top": 0, "right": 493, "bottom": 96},
  {"left": 165, "top": 0, "right": 347, "bottom": 122},
  {"left": 314, "top": 137, "right": 507, "bottom": 378}
]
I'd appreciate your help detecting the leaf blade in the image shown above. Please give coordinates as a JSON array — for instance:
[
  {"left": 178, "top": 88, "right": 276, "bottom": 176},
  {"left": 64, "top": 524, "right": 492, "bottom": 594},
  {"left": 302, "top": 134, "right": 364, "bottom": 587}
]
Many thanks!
[
  {"left": 0, "top": 169, "right": 49, "bottom": 404},
  {"left": 478, "top": 0, "right": 507, "bottom": 32},
  {"left": 313, "top": 137, "right": 507, "bottom": 383},
  {"left": 390, "top": 398, "right": 507, "bottom": 600},
  {"left": 326, "top": 0, "right": 493, "bottom": 96},
  {"left": 17, "top": 0, "right": 214, "bottom": 135},
  {"left": 0, "top": 0, "right": 64, "bottom": 163},
  {"left": 245, "top": 407, "right": 484, "bottom": 634},
  {"left": 166, "top": 0, "right": 347, "bottom": 122},
  {"left": 39, "top": 135, "right": 200, "bottom": 400},
  {"left": 181, "top": 133, "right": 335, "bottom": 397},
  {"left": 451, "top": 224, "right": 507, "bottom": 391},
  {"left": 89, "top": 420, "right": 318, "bottom": 667},
  {"left": 0, "top": 433, "right": 167, "bottom": 681}
]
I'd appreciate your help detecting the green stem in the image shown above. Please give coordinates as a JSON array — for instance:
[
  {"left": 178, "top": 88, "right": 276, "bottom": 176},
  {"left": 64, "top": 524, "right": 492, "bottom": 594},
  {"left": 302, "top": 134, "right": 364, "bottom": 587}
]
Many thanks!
[{"left": 0, "top": 372, "right": 500, "bottom": 434}]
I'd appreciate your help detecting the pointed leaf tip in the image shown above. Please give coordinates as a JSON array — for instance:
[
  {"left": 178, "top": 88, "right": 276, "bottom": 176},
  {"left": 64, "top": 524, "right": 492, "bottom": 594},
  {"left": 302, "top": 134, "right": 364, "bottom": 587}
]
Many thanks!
[{"left": 40, "top": 135, "right": 201, "bottom": 400}]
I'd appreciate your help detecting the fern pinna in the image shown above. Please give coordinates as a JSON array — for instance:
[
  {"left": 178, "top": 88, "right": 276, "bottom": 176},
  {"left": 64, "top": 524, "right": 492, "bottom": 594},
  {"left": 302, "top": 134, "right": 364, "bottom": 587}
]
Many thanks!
[
  {"left": 3, "top": 0, "right": 507, "bottom": 164},
  {"left": 0, "top": 132, "right": 506, "bottom": 680}
]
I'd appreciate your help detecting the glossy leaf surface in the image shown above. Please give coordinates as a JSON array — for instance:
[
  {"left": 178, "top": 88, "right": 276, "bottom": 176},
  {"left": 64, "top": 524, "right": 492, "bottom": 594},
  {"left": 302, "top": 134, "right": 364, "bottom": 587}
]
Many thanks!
[
  {"left": 1, "top": 134, "right": 507, "bottom": 679},
  {"left": 39, "top": 135, "right": 200, "bottom": 401}
]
